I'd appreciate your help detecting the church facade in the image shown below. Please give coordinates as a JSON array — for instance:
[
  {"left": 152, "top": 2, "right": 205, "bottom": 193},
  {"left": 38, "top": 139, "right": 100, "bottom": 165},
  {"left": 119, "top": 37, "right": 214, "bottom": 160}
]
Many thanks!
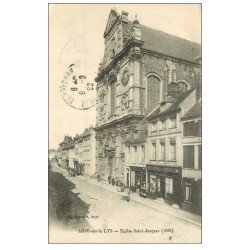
[{"left": 95, "top": 8, "right": 201, "bottom": 183}]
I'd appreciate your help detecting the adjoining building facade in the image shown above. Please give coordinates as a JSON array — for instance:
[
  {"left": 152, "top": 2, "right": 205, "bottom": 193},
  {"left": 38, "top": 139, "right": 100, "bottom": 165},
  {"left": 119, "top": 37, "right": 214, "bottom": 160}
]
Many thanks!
[
  {"left": 181, "top": 100, "right": 202, "bottom": 214},
  {"left": 124, "top": 118, "right": 147, "bottom": 193},
  {"left": 61, "top": 140, "right": 74, "bottom": 170},
  {"left": 95, "top": 9, "right": 201, "bottom": 183},
  {"left": 146, "top": 88, "right": 197, "bottom": 205},
  {"left": 73, "top": 127, "right": 96, "bottom": 176},
  {"left": 57, "top": 135, "right": 73, "bottom": 169}
]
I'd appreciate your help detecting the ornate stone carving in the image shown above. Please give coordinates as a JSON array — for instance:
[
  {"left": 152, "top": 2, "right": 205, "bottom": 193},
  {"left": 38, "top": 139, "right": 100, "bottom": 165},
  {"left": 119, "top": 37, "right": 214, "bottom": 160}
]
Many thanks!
[
  {"left": 108, "top": 70, "right": 117, "bottom": 83},
  {"left": 99, "top": 88, "right": 106, "bottom": 103},
  {"left": 121, "top": 68, "right": 130, "bottom": 86},
  {"left": 121, "top": 92, "right": 129, "bottom": 110}
]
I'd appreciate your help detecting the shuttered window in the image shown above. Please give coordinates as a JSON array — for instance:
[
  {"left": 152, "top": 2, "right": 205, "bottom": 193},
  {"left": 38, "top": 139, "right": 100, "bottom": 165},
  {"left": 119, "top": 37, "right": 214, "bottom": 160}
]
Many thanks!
[
  {"left": 183, "top": 120, "right": 201, "bottom": 137},
  {"left": 183, "top": 145, "right": 195, "bottom": 169}
]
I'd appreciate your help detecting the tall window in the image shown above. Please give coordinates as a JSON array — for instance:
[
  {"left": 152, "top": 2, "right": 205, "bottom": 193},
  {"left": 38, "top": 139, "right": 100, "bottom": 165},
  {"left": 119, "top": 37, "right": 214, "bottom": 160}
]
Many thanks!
[
  {"left": 160, "top": 142, "right": 166, "bottom": 160},
  {"left": 198, "top": 145, "right": 202, "bottom": 169},
  {"left": 110, "top": 81, "right": 116, "bottom": 114},
  {"left": 131, "top": 171, "right": 135, "bottom": 187},
  {"left": 147, "top": 75, "right": 160, "bottom": 113},
  {"left": 170, "top": 140, "right": 176, "bottom": 160},
  {"left": 152, "top": 143, "right": 156, "bottom": 160},
  {"left": 151, "top": 122, "right": 157, "bottom": 132},
  {"left": 183, "top": 145, "right": 195, "bottom": 168},
  {"left": 133, "top": 146, "right": 138, "bottom": 163},
  {"left": 140, "top": 145, "right": 145, "bottom": 163},
  {"left": 165, "top": 177, "right": 173, "bottom": 194},
  {"left": 161, "top": 120, "right": 166, "bottom": 130}
]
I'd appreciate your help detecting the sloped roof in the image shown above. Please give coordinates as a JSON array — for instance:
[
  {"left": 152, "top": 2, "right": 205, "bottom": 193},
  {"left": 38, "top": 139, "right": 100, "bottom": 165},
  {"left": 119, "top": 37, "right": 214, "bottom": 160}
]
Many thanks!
[
  {"left": 147, "top": 89, "right": 195, "bottom": 120},
  {"left": 182, "top": 101, "right": 201, "bottom": 120},
  {"left": 123, "top": 21, "right": 201, "bottom": 63},
  {"left": 124, "top": 117, "right": 147, "bottom": 144},
  {"left": 62, "top": 140, "right": 74, "bottom": 150}
]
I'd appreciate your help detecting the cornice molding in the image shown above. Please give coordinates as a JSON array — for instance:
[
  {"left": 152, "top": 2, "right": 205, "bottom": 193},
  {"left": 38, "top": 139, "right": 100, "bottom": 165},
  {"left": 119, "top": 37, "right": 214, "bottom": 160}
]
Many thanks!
[{"left": 95, "top": 39, "right": 144, "bottom": 82}]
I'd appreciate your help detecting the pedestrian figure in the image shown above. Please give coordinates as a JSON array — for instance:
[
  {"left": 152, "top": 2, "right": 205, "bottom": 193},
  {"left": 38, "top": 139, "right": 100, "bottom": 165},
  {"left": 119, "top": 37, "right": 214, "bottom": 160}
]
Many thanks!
[
  {"left": 97, "top": 173, "right": 101, "bottom": 182},
  {"left": 108, "top": 173, "right": 111, "bottom": 184}
]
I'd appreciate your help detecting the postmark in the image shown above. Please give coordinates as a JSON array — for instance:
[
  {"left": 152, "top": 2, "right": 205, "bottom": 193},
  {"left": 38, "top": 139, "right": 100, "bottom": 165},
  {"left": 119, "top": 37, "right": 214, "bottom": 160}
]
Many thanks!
[{"left": 60, "top": 64, "right": 96, "bottom": 110}]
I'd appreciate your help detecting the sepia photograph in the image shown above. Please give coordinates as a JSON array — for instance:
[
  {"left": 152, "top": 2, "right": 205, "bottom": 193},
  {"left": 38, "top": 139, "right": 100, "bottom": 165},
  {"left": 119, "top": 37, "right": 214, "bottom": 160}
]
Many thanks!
[{"left": 49, "top": 3, "right": 202, "bottom": 243}]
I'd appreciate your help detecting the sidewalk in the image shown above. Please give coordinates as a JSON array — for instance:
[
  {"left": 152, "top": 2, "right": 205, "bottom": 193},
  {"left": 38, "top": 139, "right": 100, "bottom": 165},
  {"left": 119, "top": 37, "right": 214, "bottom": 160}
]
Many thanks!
[{"left": 76, "top": 174, "right": 201, "bottom": 228}]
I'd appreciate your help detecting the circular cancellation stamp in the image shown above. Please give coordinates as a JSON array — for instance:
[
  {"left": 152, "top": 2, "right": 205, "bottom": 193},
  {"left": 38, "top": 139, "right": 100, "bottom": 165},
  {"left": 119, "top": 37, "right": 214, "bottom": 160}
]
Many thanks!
[
  {"left": 60, "top": 64, "right": 96, "bottom": 110},
  {"left": 59, "top": 36, "right": 96, "bottom": 110}
]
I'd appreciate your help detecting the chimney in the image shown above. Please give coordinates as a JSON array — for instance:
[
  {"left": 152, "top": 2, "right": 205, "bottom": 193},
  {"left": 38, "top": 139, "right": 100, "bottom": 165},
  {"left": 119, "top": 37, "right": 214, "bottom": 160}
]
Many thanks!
[{"left": 131, "top": 14, "right": 141, "bottom": 40}]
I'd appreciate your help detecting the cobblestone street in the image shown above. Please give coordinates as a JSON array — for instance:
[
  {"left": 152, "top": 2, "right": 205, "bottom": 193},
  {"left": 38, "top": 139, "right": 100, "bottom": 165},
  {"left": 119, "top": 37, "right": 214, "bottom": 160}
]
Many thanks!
[{"left": 49, "top": 164, "right": 201, "bottom": 243}]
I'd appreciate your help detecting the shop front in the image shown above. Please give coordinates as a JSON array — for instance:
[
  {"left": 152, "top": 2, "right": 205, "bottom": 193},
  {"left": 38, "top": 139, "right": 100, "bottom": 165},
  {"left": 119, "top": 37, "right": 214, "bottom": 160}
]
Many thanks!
[
  {"left": 74, "top": 160, "right": 84, "bottom": 175},
  {"left": 130, "top": 166, "right": 146, "bottom": 195},
  {"left": 181, "top": 178, "right": 201, "bottom": 215},
  {"left": 146, "top": 165, "right": 182, "bottom": 205}
]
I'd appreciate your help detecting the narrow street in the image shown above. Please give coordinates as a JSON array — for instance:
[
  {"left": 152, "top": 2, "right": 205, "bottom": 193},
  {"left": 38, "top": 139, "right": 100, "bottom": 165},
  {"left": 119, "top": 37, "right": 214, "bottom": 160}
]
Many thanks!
[{"left": 49, "top": 164, "right": 201, "bottom": 243}]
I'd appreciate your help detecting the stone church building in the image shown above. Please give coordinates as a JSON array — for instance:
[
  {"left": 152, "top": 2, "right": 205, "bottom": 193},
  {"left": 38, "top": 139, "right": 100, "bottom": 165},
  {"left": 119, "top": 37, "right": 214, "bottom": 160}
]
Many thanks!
[{"left": 95, "top": 8, "right": 201, "bottom": 183}]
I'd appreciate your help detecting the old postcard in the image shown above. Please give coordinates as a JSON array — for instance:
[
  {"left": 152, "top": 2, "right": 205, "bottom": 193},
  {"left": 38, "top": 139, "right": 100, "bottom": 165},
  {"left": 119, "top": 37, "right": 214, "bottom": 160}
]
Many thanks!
[{"left": 49, "top": 3, "right": 202, "bottom": 243}]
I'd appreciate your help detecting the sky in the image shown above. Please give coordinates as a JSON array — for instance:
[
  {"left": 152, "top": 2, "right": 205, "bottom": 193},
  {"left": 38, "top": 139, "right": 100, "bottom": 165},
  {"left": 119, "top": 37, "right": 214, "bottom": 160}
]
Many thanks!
[{"left": 49, "top": 4, "right": 201, "bottom": 149}]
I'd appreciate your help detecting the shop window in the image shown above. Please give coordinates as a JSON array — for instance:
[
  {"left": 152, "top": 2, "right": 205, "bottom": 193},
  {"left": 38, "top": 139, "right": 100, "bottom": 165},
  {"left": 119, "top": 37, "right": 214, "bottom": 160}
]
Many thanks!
[
  {"left": 149, "top": 175, "right": 156, "bottom": 193},
  {"left": 183, "top": 145, "right": 195, "bottom": 169},
  {"left": 152, "top": 143, "right": 156, "bottom": 160},
  {"left": 170, "top": 116, "right": 177, "bottom": 128},
  {"left": 185, "top": 182, "right": 192, "bottom": 202},
  {"left": 136, "top": 176, "right": 141, "bottom": 189},
  {"left": 198, "top": 145, "right": 202, "bottom": 169},
  {"left": 165, "top": 177, "right": 173, "bottom": 194},
  {"left": 130, "top": 171, "right": 135, "bottom": 187},
  {"left": 170, "top": 140, "right": 176, "bottom": 160},
  {"left": 160, "top": 142, "right": 166, "bottom": 160},
  {"left": 157, "top": 178, "right": 161, "bottom": 194}
]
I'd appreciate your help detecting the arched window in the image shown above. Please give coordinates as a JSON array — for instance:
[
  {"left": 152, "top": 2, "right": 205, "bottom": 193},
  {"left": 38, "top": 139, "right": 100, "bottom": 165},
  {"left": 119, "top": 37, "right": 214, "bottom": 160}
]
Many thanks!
[
  {"left": 147, "top": 74, "right": 161, "bottom": 113},
  {"left": 176, "top": 80, "right": 190, "bottom": 92}
]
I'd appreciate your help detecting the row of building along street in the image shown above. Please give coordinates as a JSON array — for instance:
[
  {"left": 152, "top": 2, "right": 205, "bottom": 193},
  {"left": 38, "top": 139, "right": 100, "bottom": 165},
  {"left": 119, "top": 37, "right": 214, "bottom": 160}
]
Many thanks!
[{"left": 49, "top": 8, "right": 202, "bottom": 216}]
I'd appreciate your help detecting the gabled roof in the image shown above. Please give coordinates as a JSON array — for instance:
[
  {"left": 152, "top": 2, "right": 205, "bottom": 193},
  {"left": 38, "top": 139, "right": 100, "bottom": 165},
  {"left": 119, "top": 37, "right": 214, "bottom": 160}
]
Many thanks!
[
  {"left": 182, "top": 101, "right": 201, "bottom": 120},
  {"left": 123, "top": 21, "right": 201, "bottom": 63},
  {"left": 104, "top": 9, "right": 120, "bottom": 38},
  {"left": 147, "top": 89, "right": 195, "bottom": 120},
  {"left": 124, "top": 117, "right": 147, "bottom": 144}
]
